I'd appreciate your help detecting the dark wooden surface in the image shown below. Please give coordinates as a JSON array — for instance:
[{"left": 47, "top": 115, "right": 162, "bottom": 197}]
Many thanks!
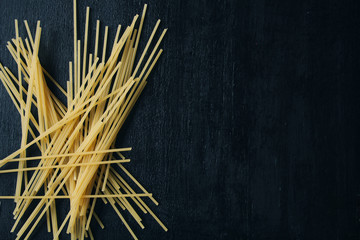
[{"left": 0, "top": 0, "right": 360, "bottom": 239}]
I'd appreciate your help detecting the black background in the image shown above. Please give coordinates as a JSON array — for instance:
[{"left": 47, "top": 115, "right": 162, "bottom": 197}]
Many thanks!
[{"left": 0, "top": 0, "right": 360, "bottom": 239}]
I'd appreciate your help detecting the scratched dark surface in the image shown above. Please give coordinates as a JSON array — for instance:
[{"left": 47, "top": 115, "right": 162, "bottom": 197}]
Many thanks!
[{"left": 0, "top": 0, "right": 360, "bottom": 239}]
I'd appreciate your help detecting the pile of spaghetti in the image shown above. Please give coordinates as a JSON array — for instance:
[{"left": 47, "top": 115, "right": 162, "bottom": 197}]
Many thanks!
[{"left": 0, "top": 2, "right": 167, "bottom": 239}]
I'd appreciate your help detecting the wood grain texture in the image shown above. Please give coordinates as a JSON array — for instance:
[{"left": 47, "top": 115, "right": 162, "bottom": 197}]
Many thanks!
[{"left": 0, "top": 0, "right": 360, "bottom": 239}]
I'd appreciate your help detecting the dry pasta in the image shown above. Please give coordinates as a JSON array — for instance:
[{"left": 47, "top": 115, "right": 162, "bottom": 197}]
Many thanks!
[{"left": 0, "top": 1, "right": 167, "bottom": 239}]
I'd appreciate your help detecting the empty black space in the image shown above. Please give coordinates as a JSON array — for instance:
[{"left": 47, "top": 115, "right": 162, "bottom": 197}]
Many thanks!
[{"left": 0, "top": 0, "right": 360, "bottom": 239}]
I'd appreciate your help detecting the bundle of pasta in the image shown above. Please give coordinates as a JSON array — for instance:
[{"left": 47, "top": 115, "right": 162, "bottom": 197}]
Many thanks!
[{"left": 0, "top": 1, "right": 167, "bottom": 240}]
